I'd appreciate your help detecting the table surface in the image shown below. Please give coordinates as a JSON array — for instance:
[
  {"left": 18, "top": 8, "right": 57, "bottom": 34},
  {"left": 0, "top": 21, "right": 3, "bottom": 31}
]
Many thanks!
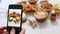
[{"left": 0, "top": 0, "right": 60, "bottom": 34}]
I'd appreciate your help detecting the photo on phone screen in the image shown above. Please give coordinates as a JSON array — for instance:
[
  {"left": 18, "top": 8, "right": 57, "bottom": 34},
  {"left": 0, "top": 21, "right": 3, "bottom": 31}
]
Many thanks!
[{"left": 8, "top": 9, "right": 21, "bottom": 27}]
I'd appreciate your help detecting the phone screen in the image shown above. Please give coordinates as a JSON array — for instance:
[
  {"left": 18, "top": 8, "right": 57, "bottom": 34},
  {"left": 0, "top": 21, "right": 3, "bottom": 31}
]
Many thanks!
[{"left": 8, "top": 9, "right": 21, "bottom": 27}]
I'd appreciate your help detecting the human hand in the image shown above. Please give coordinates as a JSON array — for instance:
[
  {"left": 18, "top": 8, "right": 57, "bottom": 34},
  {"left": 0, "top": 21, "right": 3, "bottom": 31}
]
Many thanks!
[
  {"left": 10, "top": 28, "right": 25, "bottom": 34},
  {"left": 0, "top": 26, "right": 25, "bottom": 34}
]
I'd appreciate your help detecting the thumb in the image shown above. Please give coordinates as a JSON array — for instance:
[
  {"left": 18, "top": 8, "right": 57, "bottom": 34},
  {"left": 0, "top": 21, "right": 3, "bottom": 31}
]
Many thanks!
[
  {"left": 10, "top": 28, "right": 15, "bottom": 34},
  {"left": 19, "top": 29, "right": 25, "bottom": 34}
]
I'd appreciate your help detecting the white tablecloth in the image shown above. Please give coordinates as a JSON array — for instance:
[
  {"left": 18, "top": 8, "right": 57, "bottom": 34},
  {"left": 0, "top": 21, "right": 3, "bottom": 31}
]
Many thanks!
[{"left": 0, "top": 0, "right": 60, "bottom": 34}]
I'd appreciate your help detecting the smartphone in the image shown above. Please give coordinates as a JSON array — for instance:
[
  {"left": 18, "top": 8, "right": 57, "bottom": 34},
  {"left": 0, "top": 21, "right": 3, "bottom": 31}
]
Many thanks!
[{"left": 7, "top": 4, "right": 23, "bottom": 34}]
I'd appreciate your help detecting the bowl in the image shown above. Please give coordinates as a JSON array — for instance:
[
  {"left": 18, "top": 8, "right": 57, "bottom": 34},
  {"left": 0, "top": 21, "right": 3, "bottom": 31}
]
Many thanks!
[{"left": 28, "top": 0, "right": 38, "bottom": 4}]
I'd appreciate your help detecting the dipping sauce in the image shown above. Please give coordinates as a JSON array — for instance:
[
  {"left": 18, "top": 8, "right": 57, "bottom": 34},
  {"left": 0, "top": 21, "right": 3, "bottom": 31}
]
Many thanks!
[{"left": 50, "top": 13, "right": 57, "bottom": 21}]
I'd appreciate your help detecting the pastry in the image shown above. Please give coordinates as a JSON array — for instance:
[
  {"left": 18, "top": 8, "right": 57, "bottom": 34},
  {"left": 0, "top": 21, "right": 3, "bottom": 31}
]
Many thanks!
[
  {"left": 28, "top": 0, "right": 38, "bottom": 4},
  {"left": 24, "top": 5, "right": 38, "bottom": 14},
  {"left": 34, "top": 11, "right": 48, "bottom": 22},
  {"left": 41, "top": 3, "right": 53, "bottom": 12},
  {"left": 28, "top": 18, "right": 37, "bottom": 28},
  {"left": 24, "top": 5, "right": 31, "bottom": 13},
  {"left": 50, "top": 13, "right": 57, "bottom": 21},
  {"left": 55, "top": 9, "right": 60, "bottom": 16},
  {"left": 30, "top": 5, "right": 38, "bottom": 12}
]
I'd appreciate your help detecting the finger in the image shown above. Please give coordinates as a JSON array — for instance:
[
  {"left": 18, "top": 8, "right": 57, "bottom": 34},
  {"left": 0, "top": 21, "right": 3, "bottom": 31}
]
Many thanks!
[
  {"left": 10, "top": 28, "right": 15, "bottom": 34},
  {"left": 19, "top": 29, "right": 25, "bottom": 34},
  {"left": 2, "top": 31, "right": 9, "bottom": 34},
  {"left": 0, "top": 26, "right": 7, "bottom": 30},
  {"left": 0, "top": 27, "right": 7, "bottom": 34}
]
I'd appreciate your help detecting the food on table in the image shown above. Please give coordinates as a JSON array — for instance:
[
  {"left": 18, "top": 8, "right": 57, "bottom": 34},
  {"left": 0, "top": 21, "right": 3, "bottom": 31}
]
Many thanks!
[
  {"left": 53, "top": 4, "right": 59, "bottom": 10},
  {"left": 50, "top": 13, "right": 57, "bottom": 21},
  {"left": 30, "top": 5, "right": 38, "bottom": 12},
  {"left": 28, "top": 0, "right": 38, "bottom": 4},
  {"left": 28, "top": 18, "right": 37, "bottom": 28},
  {"left": 34, "top": 11, "right": 48, "bottom": 22},
  {"left": 55, "top": 9, "right": 60, "bottom": 16},
  {"left": 24, "top": 5, "right": 31, "bottom": 13},
  {"left": 22, "top": 13, "right": 27, "bottom": 22},
  {"left": 24, "top": 5, "right": 38, "bottom": 13},
  {"left": 16, "top": 1, "right": 60, "bottom": 23},
  {"left": 41, "top": 3, "right": 53, "bottom": 12}
]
